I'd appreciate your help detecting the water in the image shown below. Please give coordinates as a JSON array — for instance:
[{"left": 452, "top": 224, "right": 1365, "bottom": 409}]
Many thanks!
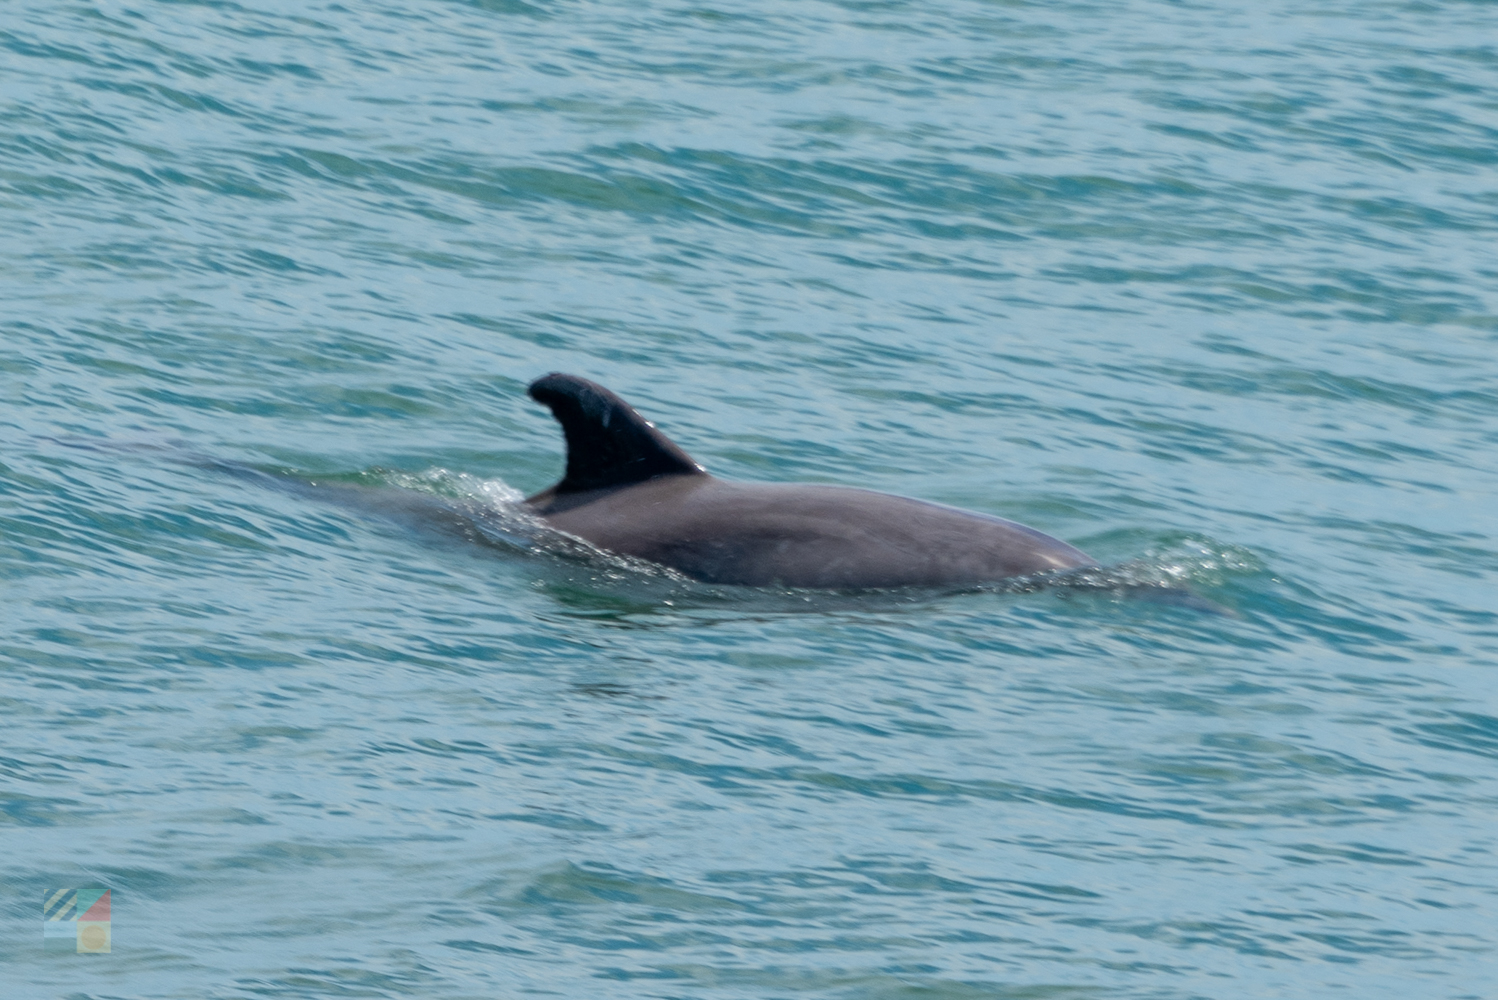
[{"left": 3, "top": 0, "right": 1496, "bottom": 997}]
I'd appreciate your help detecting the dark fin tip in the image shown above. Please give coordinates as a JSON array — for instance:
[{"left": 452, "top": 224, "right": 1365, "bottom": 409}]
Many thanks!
[{"left": 528, "top": 373, "right": 704, "bottom": 494}]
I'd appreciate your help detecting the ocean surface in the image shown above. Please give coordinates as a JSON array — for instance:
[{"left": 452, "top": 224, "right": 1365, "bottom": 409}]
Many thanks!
[{"left": 3, "top": 1, "right": 1496, "bottom": 997}]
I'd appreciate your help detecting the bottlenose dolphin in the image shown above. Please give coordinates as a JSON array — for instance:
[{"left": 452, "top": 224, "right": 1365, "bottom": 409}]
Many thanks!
[{"left": 525, "top": 373, "right": 1097, "bottom": 588}]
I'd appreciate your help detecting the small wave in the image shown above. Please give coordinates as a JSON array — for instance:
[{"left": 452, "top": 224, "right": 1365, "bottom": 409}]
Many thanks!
[
  {"left": 1073, "top": 536, "right": 1264, "bottom": 588},
  {"left": 373, "top": 466, "right": 693, "bottom": 583}
]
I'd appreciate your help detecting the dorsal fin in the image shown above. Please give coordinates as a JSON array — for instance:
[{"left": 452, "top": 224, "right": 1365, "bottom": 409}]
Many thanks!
[{"left": 528, "top": 373, "right": 705, "bottom": 495}]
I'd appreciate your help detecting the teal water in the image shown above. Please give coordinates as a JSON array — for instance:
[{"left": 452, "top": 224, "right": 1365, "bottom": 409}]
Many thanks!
[{"left": 3, "top": 0, "right": 1497, "bottom": 997}]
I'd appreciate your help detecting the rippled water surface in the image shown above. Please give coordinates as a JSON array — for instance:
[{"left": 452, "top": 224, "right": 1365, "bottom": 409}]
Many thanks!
[{"left": 3, "top": 1, "right": 1497, "bottom": 997}]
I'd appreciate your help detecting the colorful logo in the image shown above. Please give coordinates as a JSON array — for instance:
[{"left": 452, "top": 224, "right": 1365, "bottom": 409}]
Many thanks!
[{"left": 43, "top": 886, "right": 111, "bottom": 953}]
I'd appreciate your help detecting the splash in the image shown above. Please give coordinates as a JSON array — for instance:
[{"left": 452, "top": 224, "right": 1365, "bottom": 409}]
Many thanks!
[{"left": 989, "top": 536, "right": 1259, "bottom": 614}]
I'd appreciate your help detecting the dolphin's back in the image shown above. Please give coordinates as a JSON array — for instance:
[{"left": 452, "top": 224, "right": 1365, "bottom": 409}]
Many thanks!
[
  {"left": 524, "top": 373, "right": 1095, "bottom": 589},
  {"left": 534, "top": 476, "right": 1094, "bottom": 588}
]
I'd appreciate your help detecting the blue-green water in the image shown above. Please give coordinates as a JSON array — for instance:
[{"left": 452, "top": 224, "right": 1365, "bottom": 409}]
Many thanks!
[{"left": 3, "top": 0, "right": 1496, "bottom": 997}]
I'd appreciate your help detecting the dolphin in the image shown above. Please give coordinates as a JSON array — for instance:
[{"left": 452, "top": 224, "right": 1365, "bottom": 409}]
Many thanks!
[{"left": 524, "top": 373, "right": 1097, "bottom": 589}]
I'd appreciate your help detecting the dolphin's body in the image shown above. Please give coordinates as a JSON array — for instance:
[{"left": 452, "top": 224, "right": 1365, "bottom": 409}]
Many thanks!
[{"left": 525, "top": 374, "right": 1096, "bottom": 588}]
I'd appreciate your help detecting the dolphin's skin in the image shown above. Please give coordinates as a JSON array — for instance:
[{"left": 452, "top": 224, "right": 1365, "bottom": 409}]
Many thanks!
[{"left": 525, "top": 374, "right": 1096, "bottom": 588}]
